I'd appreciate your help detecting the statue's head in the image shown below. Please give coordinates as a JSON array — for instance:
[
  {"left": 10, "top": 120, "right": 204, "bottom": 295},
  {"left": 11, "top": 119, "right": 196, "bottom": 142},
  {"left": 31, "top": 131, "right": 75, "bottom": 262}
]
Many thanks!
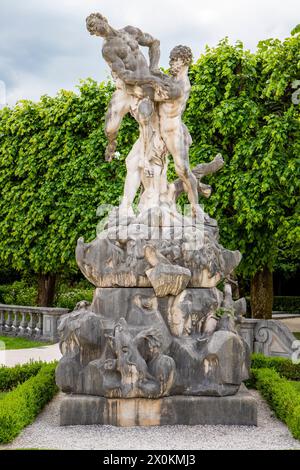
[
  {"left": 169, "top": 45, "right": 193, "bottom": 75},
  {"left": 86, "top": 13, "right": 110, "bottom": 37}
]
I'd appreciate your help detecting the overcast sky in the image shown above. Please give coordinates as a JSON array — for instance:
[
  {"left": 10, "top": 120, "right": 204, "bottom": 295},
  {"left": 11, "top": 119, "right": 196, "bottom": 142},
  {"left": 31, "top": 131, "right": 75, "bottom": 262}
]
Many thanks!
[{"left": 0, "top": 0, "right": 298, "bottom": 105}]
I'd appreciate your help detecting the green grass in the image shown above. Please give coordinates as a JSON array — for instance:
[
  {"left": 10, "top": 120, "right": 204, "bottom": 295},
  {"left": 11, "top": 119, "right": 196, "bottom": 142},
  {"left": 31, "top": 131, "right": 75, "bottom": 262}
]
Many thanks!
[
  {"left": 294, "top": 332, "right": 300, "bottom": 340},
  {"left": 0, "top": 336, "right": 51, "bottom": 350},
  {"left": 0, "top": 392, "right": 7, "bottom": 399}
]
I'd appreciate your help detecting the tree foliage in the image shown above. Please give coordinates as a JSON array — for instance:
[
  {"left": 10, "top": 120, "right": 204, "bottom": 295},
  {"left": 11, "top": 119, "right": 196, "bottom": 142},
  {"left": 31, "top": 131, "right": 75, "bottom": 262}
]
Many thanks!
[
  {"left": 185, "top": 33, "right": 300, "bottom": 279},
  {"left": 0, "top": 80, "right": 137, "bottom": 275},
  {"left": 0, "top": 32, "right": 299, "bottom": 294}
]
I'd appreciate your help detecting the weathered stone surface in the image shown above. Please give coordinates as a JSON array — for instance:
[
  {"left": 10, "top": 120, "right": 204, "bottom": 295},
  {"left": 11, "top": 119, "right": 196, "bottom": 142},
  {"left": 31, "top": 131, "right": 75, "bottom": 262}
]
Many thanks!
[
  {"left": 146, "top": 263, "right": 191, "bottom": 297},
  {"left": 169, "top": 330, "right": 247, "bottom": 397},
  {"left": 56, "top": 287, "right": 249, "bottom": 398},
  {"left": 76, "top": 209, "right": 242, "bottom": 289},
  {"left": 60, "top": 385, "right": 257, "bottom": 426}
]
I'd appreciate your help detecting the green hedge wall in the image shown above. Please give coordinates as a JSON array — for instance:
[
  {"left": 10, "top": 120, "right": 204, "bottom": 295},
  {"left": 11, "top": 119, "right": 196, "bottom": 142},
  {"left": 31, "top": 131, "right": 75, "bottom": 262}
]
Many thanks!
[
  {"left": 0, "top": 281, "right": 94, "bottom": 310},
  {"left": 252, "top": 368, "right": 300, "bottom": 440},
  {"left": 0, "top": 361, "right": 45, "bottom": 391},
  {"left": 0, "top": 362, "right": 58, "bottom": 444},
  {"left": 273, "top": 296, "right": 300, "bottom": 313},
  {"left": 251, "top": 354, "right": 300, "bottom": 381}
]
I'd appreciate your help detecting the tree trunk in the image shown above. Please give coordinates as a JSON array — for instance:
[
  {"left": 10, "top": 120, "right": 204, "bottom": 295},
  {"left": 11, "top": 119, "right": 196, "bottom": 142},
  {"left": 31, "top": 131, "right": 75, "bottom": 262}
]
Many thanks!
[
  {"left": 37, "top": 273, "right": 57, "bottom": 307},
  {"left": 250, "top": 266, "right": 273, "bottom": 319}
]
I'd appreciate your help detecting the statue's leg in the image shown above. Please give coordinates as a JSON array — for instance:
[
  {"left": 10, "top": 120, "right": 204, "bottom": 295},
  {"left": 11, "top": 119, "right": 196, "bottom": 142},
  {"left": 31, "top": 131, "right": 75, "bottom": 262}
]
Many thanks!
[
  {"left": 163, "top": 127, "right": 200, "bottom": 215},
  {"left": 120, "top": 138, "right": 143, "bottom": 215},
  {"left": 104, "top": 89, "right": 130, "bottom": 161}
]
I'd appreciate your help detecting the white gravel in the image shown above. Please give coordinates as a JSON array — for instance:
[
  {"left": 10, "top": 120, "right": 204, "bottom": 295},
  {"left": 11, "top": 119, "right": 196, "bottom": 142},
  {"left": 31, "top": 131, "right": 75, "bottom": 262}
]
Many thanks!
[
  {"left": 1, "top": 391, "right": 299, "bottom": 450},
  {"left": 0, "top": 343, "right": 61, "bottom": 367}
]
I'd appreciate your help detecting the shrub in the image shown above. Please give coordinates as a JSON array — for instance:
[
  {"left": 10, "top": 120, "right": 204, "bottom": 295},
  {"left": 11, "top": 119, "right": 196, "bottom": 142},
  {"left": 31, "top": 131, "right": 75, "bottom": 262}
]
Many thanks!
[
  {"left": 0, "top": 280, "right": 94, "bottom": 310},
  {"left": 54, "top": 288, "right": 93, "bottom": 310},
  {"left": 0, "top": 361, "right": 44, "bottom": 391},
  {"left": 245, "top": 296, "right": 300, "bottom": 315},
  {"left": 252, "top": 368, "right": 300, "bottom": 440},
  {"left": 0, "top": 280, "right": 37, "bottom": 306},
  {"left": 0, "top": 362, "right": 58, "bottom": 443},
  {"left": 273, "top": 296, "right": 300, "bottom": 313},
  {"left": 251, "top": 353, "right": 300, "bottom": 381},
  {"left": 288, "top": 405, "right": 300, "bottom": 440}
]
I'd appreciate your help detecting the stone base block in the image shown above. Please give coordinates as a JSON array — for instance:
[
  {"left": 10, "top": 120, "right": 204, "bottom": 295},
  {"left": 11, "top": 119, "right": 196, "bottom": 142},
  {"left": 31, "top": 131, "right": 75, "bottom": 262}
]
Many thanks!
[{"left": 60, "top": 386, "right": 257, "bottom": 427}]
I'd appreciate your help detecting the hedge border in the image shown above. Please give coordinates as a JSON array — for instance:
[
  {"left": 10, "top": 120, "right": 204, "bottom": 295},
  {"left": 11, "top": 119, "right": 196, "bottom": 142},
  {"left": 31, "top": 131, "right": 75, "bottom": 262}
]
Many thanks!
[
  {"left": 252, "top": 367, "right": 300, "bottom": 440},
  {"left": 251, "top": 353, "right": 300, "bottom": 381},
  {"left": 0, "top": 362, "right": 58, "bottom": 444},
  {"left": 0, "top": 361, "right": 45, "bottom": 391}
]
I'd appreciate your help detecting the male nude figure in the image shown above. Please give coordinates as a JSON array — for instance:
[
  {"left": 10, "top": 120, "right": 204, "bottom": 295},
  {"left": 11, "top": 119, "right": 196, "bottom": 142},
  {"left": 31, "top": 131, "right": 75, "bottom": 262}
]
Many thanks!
[
  {"left": 152, "top": 46, "right": 199, "bottom": 215},
  {"left": 86, "top": 14, "right": 200, "bottom": 215},
  {"left": 122, "top": 45, "right": 200, "bottom": 217},
  {"left": 86, "top": 13, "right": 166, "bottom": 162}
]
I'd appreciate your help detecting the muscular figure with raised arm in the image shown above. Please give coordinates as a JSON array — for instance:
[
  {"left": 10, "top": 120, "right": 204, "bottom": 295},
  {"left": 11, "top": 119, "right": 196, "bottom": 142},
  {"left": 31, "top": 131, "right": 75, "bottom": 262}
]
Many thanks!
[
  {"left": 86, "top": 13, "right": 168, "bottom": 162},
  {"left": 86, "top": 14, "right": 200, "bottom": 217}
]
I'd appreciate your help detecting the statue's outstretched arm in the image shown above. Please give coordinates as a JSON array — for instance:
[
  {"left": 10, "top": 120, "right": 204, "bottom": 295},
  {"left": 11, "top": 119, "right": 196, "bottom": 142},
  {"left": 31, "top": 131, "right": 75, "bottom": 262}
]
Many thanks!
[
  {"left": 123, "top": 25, "right": 161, "bottom": 72},
  {"left": 107, "top": 53, "right": 160, "bottom": 88}
]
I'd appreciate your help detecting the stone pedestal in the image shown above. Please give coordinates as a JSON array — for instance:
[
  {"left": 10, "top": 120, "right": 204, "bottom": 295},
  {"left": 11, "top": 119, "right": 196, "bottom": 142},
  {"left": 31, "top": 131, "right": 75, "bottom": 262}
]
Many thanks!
[{"left": 60, "top": 385, "right": 257, "bottom": 426}]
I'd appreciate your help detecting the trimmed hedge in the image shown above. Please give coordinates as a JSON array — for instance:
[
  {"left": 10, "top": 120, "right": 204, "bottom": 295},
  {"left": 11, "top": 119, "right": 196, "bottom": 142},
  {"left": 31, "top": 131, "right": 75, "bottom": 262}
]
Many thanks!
[
  {"left": 0, "top": 362, "right": 58, "bottom": 443},
  {"left": 251, "top": 354, "right": 300, "bottom": 381},
  {"left": 252, "top": 368, "right": 300, "bottom": 440},
  {"left": 273, "top": 296, "right": 300, "bottom": 313},
  {"left": 0, "top": 280, "right": 37, "bottom": 306},
  {"left": 0, "top": 361, "right": 44, "bottom": 391},
  {"left": 0, "top": 281, "right": 94, "bottom": 310},
  {"left": 54, "top": 288, "right": 93, "bottom": 310},
  {"left": 245, "top": 296, "right": 300, "bottom": 315}
]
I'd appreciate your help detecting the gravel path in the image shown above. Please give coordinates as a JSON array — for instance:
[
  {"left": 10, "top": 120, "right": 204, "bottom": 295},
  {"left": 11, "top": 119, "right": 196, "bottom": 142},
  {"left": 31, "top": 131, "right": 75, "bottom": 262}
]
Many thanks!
[
  {"left": 1, "top": 391, "right": 299, "bottom": 450},
  {"left": 0, "top": 343, "right": 61, "bottom": 367}
]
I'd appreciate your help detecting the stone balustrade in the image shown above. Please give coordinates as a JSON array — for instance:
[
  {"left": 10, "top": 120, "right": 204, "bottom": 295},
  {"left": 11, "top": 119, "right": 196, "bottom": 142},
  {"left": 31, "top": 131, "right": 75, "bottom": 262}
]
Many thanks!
[
  {"left": 240, "top": 318, "right": 299, "bottom": 358},
  {"left": 0, "top": 303, "right": 69, "bottom": 342},
  {"left": 0, "top": 302, "right": 298, "bottom": 356}
]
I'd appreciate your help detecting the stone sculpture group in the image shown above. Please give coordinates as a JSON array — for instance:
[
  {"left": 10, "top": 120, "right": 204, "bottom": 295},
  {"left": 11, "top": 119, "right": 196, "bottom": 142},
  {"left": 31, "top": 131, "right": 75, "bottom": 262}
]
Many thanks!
[{"left": 55, "top": 13, "right": 257, "bottom": 426}]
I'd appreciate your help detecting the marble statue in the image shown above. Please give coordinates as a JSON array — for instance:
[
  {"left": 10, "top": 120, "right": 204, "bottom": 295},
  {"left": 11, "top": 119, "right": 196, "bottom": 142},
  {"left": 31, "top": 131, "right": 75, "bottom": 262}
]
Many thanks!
[
  {"left": 55, "top": 13, "right": 257, "bottom": 427},
  {"left": 86, "top": 13, "right": 200, "bottom": 217}
]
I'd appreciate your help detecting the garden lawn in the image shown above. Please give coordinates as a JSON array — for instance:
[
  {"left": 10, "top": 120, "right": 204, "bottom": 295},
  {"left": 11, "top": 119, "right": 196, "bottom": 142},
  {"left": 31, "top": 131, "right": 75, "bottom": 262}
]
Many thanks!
[{"left": 0, "top": 336, "right": 51, "bottom": 350}]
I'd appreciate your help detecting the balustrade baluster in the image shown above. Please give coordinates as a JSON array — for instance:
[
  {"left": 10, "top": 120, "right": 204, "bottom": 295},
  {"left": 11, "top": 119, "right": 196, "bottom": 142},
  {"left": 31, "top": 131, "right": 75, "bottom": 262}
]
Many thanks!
[
  {"left": 19, "top": 312, "right": 28, "bottom": 336},
  {"left": 27, "top": 312, "right": 36, "bottom": 337},
  {"left": 5, "top": 311, "right": 13, "bottom": 332},
  {"left": 12, "top": 311, "right": 20, "bottom": 335},
  {"left": 0, "top": 311, "right": 5, "bottom": 331},
  {"left": 35, "top": 313, "right": 42, "bottom": 337}
]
